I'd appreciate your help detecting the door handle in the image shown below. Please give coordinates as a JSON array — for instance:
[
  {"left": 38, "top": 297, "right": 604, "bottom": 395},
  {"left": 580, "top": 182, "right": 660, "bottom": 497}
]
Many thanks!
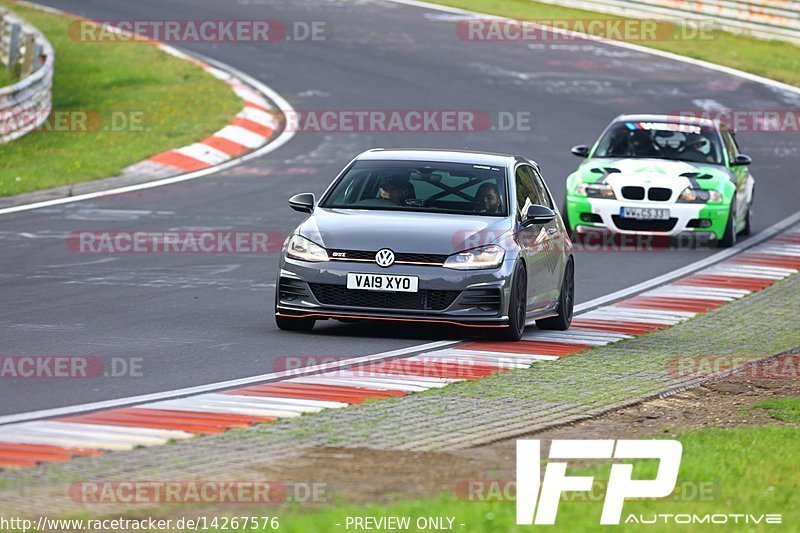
[{"left": 546, "top": 227, "right": 557, "bottom": 235}]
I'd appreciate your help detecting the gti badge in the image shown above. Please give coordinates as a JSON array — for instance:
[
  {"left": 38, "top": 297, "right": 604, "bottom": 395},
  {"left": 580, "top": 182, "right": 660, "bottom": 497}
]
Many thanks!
[{"left": 375, "top": 248, "right": 395, "bottom": 267}]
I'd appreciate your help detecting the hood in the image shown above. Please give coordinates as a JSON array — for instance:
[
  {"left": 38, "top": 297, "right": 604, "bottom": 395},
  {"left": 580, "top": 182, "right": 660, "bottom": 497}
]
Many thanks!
[
  {"left": 573, "top": 157, "right": 730, "bottom": 192},
  {"left": 297, "top": 208, "right": 513, "bottom": 255}
]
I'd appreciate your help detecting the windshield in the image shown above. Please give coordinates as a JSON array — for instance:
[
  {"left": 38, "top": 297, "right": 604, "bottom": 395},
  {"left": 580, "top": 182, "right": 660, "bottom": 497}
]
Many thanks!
[
  {"left": 593, "top": 121, "right": 724, "bottom": 165},
  {"left": 321, "top": 160, "right": 509, "bottom": 216}
]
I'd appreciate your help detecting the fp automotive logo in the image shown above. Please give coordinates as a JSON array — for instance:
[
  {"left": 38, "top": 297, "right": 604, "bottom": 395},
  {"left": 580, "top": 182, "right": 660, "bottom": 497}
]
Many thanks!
[{"left": 516, "top": 439, "right": 682, "bottom": 525}]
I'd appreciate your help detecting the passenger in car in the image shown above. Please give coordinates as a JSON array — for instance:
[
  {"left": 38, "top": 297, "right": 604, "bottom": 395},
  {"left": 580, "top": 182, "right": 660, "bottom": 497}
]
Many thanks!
[
  {"left": 378, "top": 175, "right": 414, "bottom": 206},
  {"left": 474, "top": 182, "right": 502, "bottom": 214}
]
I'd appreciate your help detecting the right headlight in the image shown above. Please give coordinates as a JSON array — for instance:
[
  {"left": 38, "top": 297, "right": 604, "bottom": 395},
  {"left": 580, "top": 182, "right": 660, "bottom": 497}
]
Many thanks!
[
  {"left": 577, "top": 183, "right": 616, "bottom": 199},
  {"left": 677, "top": 188, "right": 722, "bottom": 203},
  {"left": 443, "top": 245, "right": 505, "bottom": 270},
  {"left": 286, "top": 235, "right": 329, "bottom": 262}
]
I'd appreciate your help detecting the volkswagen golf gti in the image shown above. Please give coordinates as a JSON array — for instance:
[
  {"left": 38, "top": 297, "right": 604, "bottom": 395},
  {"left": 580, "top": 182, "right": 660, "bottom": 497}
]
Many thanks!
[{"left": 274, "top": 149, "right": 575, "bottom": 341}]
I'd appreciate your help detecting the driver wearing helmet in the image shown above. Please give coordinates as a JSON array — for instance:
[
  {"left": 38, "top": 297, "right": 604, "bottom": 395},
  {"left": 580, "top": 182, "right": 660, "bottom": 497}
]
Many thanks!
[{"left": 682, "top": 133, "right": 712, "bottom": 163}]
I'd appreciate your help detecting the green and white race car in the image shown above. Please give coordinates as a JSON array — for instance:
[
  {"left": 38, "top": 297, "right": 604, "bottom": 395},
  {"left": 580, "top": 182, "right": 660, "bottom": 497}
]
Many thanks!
[{"left": 563, "top": 114, "right": 754, "bottom": 247}]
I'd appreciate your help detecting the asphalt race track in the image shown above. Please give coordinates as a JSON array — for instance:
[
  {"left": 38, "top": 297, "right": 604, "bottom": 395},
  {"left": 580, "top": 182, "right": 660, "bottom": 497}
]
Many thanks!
[{"left": 1, "top": 0, "right": 799, "bottom": 415}]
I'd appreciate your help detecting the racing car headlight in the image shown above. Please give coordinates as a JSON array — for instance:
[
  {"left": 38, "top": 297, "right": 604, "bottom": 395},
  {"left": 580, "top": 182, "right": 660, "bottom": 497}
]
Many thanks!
[
  {"left": 286, "top": 235, "right": 329, "bottom": 262},
  {"left": 577, "top": 183, "right": 616, "bottom": 199},
  {"left": 677, "top": 187, "right": 722, "bottom": 203},
  {"left": 443, "top": 245, "right": 505, "bottom": 270}
]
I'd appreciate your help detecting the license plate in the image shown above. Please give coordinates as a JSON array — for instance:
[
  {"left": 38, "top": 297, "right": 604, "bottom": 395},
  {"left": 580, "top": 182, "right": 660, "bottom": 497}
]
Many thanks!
[
  {"left": 620, "top": 207, "right": 670, "bottom": 220},
  {"left": 346, "top": 273, "right": 419, "bottom": 293}
]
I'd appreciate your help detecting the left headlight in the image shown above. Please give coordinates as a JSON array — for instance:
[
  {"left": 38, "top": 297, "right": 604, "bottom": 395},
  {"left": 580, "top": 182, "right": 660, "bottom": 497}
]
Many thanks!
[
  {"left": 443, "top": 245, "right": 505, "bottom": 270},
  {"left": 286, "top": 235, "right": 329, "bottom": 262},
  {"left": 677, "top": 187, "right": 722, "bottom": 203}
]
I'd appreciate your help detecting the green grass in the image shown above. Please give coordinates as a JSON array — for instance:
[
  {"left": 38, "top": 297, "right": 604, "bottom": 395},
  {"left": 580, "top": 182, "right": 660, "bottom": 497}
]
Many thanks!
[
  {"left": 752, "top": 397, "right": 800, "bottom": 423},
  {"left": 430, "top": 0, "right": 800, "bottom": 87},
  {"left": 0, "top": 1, "right": 241, "bottom": 196},
  {"left": 213, "top": 426, "right": 799, "bottom": 533}
]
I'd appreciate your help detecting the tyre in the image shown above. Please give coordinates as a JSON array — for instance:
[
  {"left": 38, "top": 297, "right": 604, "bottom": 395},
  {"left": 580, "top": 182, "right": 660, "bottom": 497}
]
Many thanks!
[
  {"left": 742, "top": 201, "right": 753, "bottom": 236},
  {"left": 490, "top": 261, "right": 527, "bottom": 342},
  {"left": 561, "top": 199, "right": 572, "bottom": 233},
  {"left": 536, "top": 257, "right": 575, "bottom": 331},
  {"left": 718, "top": 201, "right": 737, "bottom": 248},
  {"left": 276, "top": 313, "right": 316, "bottom": 332}
]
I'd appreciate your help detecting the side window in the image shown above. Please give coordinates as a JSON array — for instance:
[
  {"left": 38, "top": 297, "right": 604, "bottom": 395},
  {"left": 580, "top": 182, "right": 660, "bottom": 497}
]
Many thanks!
[
  {"left": 515, "top": 166, "right": 537, "bottom": 216},
  {"left": 526, "top": 166, "right": 553, "bottom": 208},
  {"left": 721, "top": 131, "right": 738, "bottom": 163}
]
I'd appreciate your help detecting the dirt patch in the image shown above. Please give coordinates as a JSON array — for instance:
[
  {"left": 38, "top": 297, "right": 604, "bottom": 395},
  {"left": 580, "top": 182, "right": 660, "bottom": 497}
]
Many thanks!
[{"left": 256, "top": 351, "right": 800, "bottom": 505}]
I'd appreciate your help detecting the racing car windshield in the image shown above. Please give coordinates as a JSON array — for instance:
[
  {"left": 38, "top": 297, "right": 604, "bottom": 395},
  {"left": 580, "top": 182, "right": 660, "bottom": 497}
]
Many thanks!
[
  {"left": 321, "top": 160, "right": 509, "bottom": 216},
  {"left": 593, "top": 121, "right": 724, "bottom": 165}
]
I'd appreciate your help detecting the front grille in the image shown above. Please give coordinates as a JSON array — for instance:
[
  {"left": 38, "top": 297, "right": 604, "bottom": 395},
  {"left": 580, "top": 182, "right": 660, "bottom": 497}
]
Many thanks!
[
  {"left": 648, "top": 187, "right": 672, "bottom": 201},
  {"left": 611, "top": 216, "right": 678, "bottom": 232},
  {"left": 459, "top": 288, "right": 502, "bottom": 312},
  {"left": 308, "top": 283, "right": 459, "bottom": 311},
  {"left": 329, "top": 250, "right": 448, "bottom": 265},
  {"left": 621, "top": 186, "right": 645, "bottom": 200},
  {"left": 279, "top": 277, "right": 311, "bottom": 301}
]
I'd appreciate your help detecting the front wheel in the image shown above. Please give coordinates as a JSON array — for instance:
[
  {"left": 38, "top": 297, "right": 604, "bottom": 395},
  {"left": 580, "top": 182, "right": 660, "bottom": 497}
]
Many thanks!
[
  {"left": 718, "top": 201, "right": 737, "bottom": 248},
  {"left": 536, "top": 258, "right": 575, "bottom": 331},
  {"left": 490, "top": 261, "right": 527, "bottom": 342},
  {"left": 742, "top": 201, "right": 753, "bottom": 236}
]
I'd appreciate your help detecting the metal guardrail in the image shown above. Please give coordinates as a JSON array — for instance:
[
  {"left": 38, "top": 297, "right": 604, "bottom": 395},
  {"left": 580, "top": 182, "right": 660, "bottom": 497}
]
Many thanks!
[
  {"left": 534, "top": 0, "right": 800, "bottom": 45},
  {"left": 0, "top": 8, "right": 53, "bottom": 144}
]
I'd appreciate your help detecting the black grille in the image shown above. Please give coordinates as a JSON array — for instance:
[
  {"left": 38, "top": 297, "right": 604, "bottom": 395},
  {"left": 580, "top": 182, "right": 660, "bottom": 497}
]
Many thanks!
[
  {"left": 279, "top": 277, "right": 310, "bottom": 301},
  {"left": 309, "top": 283, "right": 459, "bottom": 311},
  {"left": 459, "top": 289, "right": 502, "bottom": 312},
  {"left": 611, "top": 216, "right": 678, "bottom": 232},
  {"left": 329, "top": 250, "right": 448, "bottom": 265},
  {"left": 621, "top": 186, "right": 645, "bottom": 200},
  {"left": 648, "top": 187, "right": 672, "bottom": 201}
]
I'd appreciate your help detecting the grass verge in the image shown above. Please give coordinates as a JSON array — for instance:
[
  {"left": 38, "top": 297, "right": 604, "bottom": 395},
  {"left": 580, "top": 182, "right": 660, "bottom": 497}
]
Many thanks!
[
  {"left": 428, "top": 0, "right": 800, "bottom": 87},
  {"left": 0, "top": 1, "right": 241, "bottom": 197},
  {"left": 219, "top": 424, "right": 799, "bottom": 533}
]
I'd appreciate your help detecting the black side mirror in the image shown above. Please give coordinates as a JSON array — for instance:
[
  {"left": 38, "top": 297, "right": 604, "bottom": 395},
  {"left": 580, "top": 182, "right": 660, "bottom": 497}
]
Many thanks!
[
  {"left": 732, "top": 154, "right": 752, "bottom": 166},
  {"left": 571, "top": 145, "right": 590, "bottom": 158},
  {"left": 289, "top": 193, "right": 315, "bottom": 213},
  {"left": 523, "top": 204, "right": 557, "bottom": 226}
]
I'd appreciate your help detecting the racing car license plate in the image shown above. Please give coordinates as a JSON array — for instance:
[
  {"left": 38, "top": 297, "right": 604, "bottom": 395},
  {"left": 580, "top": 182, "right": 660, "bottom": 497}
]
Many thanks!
[
  {"left": 620, "top": 207, "right": 670, "bottom": 220},
  {"left": 347, "top": 273, "right": 419, "bottom": 293}
]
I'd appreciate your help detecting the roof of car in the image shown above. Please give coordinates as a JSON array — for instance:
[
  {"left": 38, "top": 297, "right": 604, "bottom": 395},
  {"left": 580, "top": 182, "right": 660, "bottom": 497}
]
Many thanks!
[
  {"left": 612, "top": 113, "right": 719, "bottom": 129},
  {"left": 355, "top": 148, "right": 524, "bottom": 167}
]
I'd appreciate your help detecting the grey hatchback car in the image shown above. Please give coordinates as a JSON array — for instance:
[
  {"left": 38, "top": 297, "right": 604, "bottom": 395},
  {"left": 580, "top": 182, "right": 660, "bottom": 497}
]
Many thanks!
[{"left": 275, "top": 149, "right": 575, "bottom": 341}]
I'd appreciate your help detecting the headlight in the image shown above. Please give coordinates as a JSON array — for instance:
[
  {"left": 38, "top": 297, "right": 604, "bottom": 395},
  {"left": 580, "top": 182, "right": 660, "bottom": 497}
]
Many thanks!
[
  {"left": 577, "top": 183, "right": 616, "bottom": 199},
  {"left": 677, "top": 188, "right": 722, "bottom": 203},
  {"left": 443, "top": 245, "right": 505, "bottom": 270},
  {"left": 286, "top": 235, "right": 329, "bottom": 262}
]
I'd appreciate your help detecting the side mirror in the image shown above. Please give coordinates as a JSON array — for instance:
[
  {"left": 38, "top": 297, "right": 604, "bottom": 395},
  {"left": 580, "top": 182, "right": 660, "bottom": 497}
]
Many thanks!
[
  {"left": 571, "top": 145, "right": 590, "bottom": 158},
  {"left": 289, "top": 192, "right": 315, "bottom": 213},
  {"left": 523, "top": 204, "right": 557, "bottom": 226},
  {"left": 732, "top": 154, "right": 752, "bottom": 166}
]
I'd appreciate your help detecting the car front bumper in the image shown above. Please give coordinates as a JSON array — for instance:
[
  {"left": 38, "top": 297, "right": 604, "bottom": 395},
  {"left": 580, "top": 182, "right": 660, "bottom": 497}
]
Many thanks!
[
  {"left": 566, "top": 196, "right": 730, "bottom": 239},
  {"left": 275, "top": 256, "right": 517, "bottom": 327}
]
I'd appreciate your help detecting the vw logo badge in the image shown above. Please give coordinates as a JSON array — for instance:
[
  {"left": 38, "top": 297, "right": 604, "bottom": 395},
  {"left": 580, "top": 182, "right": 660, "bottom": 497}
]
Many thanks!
[{"left": 375, "top": 248, "right": 395, "bottom": 267}]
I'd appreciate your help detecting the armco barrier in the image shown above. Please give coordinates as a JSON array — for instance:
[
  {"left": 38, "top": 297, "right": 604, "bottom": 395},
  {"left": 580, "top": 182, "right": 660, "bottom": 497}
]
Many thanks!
[
  {"left": 0, "top": 7, "right": 53, "bottom": 143},
  {"left": 533, "top": 0, "right": 800, "bottom": 45}
]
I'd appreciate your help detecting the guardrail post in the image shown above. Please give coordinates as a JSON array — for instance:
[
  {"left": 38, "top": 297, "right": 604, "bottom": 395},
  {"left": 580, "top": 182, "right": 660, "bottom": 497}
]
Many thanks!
[
  {"left": 6, "top": 22, "right": 20, "bottom": 73},
  {"left": 20, "top": 32, "right": 35, "bottom": 77}
]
